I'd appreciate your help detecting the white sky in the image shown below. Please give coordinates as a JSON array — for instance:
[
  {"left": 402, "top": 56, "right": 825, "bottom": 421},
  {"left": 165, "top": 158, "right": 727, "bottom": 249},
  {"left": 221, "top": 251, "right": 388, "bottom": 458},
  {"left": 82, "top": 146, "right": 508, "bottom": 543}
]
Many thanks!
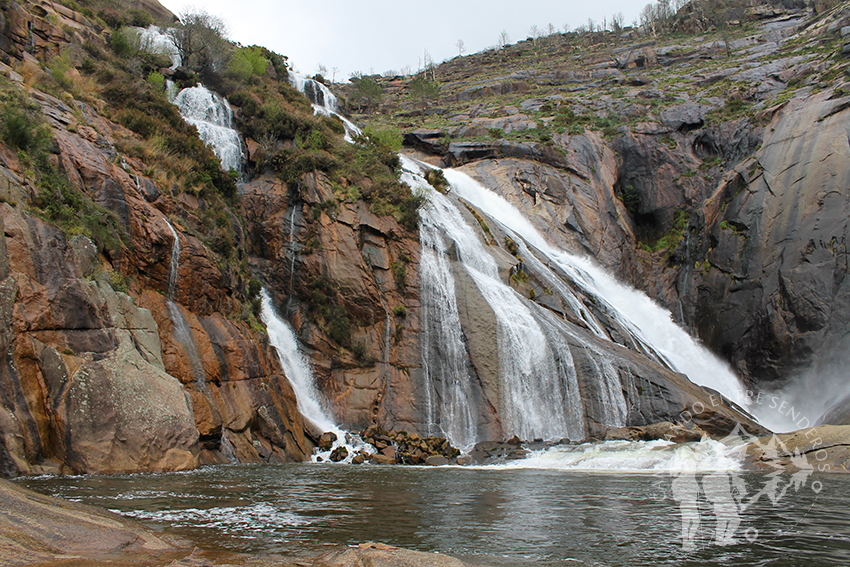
[{"left": 156, "top": 1, "right": 646, "bottom": 82}]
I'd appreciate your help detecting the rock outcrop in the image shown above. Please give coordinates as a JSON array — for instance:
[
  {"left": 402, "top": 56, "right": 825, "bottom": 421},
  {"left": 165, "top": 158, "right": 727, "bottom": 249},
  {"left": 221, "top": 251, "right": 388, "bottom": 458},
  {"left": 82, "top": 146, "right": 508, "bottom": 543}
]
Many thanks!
[
  {"left": 0, "top": 478, "right": 177, "bottom": 566},
  {"left": 682, "top": 92, "right": 850, "bottom": 386},
  {"left": 242, "top": 171, "right": 424, "bottom": 435}
]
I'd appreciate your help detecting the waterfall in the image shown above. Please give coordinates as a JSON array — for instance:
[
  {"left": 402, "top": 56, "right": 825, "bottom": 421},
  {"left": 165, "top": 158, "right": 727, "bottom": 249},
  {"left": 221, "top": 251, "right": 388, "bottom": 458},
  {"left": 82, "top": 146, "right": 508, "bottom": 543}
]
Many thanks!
[
  {"left": 173, "top": 86, "right": 244, "bottom": 172},
  {"left": 137, "top": 25, "right": 181, "bottom": 67},
  {"left": 403, "top": 158, "right": 589, "bottom": 448},
  {"left": 441, "top": 168, "right": 749, "bottom": 405},
  {"left": 163, "top": 219, "right": 206, "bottom": 387},
  {"left": 165, "top": 220, "right": 180, "bottom": 300},
  {"left": 135, "top": 26, "right": 244, "bottom": 172},
  {"left": 403, "top": 155, "right": 750, "bottom": 449},
  {"left": 288, "top": 71, "right": 361, "bottom": 142},
  {"left": 260, "top": 289, "right": 373, "bottom": 462}
]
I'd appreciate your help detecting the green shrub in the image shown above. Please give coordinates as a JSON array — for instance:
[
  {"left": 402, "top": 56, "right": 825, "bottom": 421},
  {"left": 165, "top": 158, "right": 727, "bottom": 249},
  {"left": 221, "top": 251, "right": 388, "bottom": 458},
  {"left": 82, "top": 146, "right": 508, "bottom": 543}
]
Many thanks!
[
  {"left": 146, "top": 71, "right": 166, "bottom": 92},
  {"left": 227, "top": 46, "right": 269, "bottom": 82},
  {"left": 408, "top": 75, "right": 440, "bottom": 101},
  {"left": 363, "top": 125, "right": 403, "bottom": 153},
  {"left": 109, "top": 27, "right": 138, "bottom": 58}
]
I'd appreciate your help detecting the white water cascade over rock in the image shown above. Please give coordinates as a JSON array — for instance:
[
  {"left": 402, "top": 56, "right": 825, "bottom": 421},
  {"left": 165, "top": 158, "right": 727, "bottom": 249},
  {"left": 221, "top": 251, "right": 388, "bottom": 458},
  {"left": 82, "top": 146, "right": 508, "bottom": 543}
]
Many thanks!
[
  {"left": 260, "top": 289, "right": 374, "bottom": 462},
  {"left": 163, "top": 220, "right": 206, "bottom": 388},
  {"left": 288, "top": 72, "right": 361, "bottom": 141},
  {"left": 441, "top": 168, "right": 749, "bottom": 404},
  {"left": 134, "top": 26, "right": 244, "bottom": 172},
  {"left": 401, "top": 156, "right": 751, "bottom": 450},
  {"left": 173, "top": 86, "right": 244, "bottom": 172}
]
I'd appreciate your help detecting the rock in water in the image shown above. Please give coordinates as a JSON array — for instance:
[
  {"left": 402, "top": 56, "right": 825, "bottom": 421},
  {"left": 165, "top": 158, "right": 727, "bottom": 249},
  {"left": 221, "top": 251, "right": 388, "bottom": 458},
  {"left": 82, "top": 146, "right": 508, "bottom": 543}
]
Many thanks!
[
  {"left": 315, "top": 542, "right": 473, "bottom": 567},
  {"left": 319, "top": 432, "right": 338, "bottom": 451},
  {"left": 330, "top": 446, "right": 349, "bottom": 462}
]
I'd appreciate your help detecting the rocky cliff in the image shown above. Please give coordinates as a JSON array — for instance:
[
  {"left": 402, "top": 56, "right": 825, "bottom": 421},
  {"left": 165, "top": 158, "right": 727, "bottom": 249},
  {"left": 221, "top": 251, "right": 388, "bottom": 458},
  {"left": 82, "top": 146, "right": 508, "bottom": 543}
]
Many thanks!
[
  {"left": 354, "top": 0, "right": 850, "bottom": 422},
  {"left": 2, "top": 0, "right": 847, "bottom": 477},
  {"left": 0, "top": 0, "right": 310, "bottom": 476}
]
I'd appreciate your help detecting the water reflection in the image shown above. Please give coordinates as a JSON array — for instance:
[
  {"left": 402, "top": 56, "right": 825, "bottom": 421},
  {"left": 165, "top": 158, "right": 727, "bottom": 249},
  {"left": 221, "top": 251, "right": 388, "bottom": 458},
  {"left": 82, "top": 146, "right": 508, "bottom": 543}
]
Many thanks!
[{"left": 20, "top": 465, "right": 850, "bottom": 566}]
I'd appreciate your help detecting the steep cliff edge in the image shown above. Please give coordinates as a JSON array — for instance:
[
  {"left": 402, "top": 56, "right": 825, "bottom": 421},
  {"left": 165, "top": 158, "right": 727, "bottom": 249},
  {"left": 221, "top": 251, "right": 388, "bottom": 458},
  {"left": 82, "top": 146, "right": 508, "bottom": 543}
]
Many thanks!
[
  {"left": 0, "top": 0, "right": 310, "bottom": 475},
  {"left": 354, "top": 0, "right": 850, "bottom": 418}
]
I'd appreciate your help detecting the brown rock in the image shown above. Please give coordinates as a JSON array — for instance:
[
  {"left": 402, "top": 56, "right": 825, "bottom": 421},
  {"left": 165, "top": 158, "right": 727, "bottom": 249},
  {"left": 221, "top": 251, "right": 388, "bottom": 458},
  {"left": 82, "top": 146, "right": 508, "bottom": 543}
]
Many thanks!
[
  {"left": 0, "top": 479, "right": 175, "bottom": 566},
  {"left": 744, "top": 425, "right": 850, "bottom": 474},
  {"left": 316, "top": 542, "right": 472, "bottom": 567},
  {"left": 424, "top": 455, "right": 449, "bottom": 466},
  {"left": 370, "top": 453, "right": 396, "bottom": 465}
]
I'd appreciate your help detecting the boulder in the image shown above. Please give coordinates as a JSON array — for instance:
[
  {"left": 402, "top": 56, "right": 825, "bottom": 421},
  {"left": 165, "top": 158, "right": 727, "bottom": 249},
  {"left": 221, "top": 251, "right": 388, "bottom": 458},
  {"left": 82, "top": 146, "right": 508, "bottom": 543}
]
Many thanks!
[
  {"left": 370, "top": 453, "right": 396, "bottom": 465},
  {"left": 319, "top": 431, "right": 338, "bottom": 451},
  {"left": 315, "top": 542, "right": 472, "bottom": 567},
  {"left": 0, "top": 479, "right": 174, "bottom": 565},
  {"left": 744, "top": 425, "right": 850, "bottom": 473}
]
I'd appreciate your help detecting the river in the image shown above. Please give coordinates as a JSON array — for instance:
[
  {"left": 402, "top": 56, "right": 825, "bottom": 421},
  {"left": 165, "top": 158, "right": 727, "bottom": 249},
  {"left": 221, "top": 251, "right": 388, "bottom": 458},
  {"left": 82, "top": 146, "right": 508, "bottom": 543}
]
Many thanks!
[{"left": 20, "top": 463, "right": 850, "bottom": 566}]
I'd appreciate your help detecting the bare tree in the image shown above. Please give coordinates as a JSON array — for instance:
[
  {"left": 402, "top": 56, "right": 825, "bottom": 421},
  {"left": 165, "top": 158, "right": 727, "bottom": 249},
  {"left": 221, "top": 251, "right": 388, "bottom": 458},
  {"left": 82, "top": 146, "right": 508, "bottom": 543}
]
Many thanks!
[
  {"left": 612, "top": 12, "right": 625, "bottom": 38},
  {"left": 423, "top": 49, "right": 436, "bottom": 80},
  {"left": 456, "top": 39, "right": 465, "bottom": 56},
  {"left": 498, "top": 29, "right": 510, "bottom": 49},
  {"left": 563, "top": 23, "right": 570, "bottom": 34},
  {"left": 316, "top": 63, "right": 328, "bottom": 77},
  {"left": 167, "top": 8, "right": 229, "bottom": 74},
  {"left": 331, "top": 66, "right": 339, "bottom": 83},
  {"left": 587, "top": 18, "right": 596, "bottom": 34},
  {"left": 547, "top": 22, "right": 557, "bottom": 36}
]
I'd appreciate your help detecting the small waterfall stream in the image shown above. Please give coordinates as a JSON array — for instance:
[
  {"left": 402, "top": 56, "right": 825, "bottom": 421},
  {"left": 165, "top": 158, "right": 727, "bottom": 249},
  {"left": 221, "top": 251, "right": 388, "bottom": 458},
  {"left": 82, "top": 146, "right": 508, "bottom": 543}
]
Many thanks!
[
  {"left": 288, "top": 72, "right": 361, "bottom": 142},
  {"left": 135, "top": 26, "right": 244, "bottom": 172},
  {"left": 173, "top": 86, "right": 244, "bottom": 172},
  {"left": 260, "top": 289, "right": 373, "bottom": 462},
  {"left": 164, "top": 220, "right": 207, "bottom": 388}
]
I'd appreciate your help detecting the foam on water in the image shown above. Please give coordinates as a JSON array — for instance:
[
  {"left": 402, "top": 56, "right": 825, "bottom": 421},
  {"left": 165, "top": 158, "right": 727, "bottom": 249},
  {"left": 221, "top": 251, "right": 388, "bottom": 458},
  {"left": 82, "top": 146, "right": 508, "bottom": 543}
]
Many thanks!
[
  {"left": 117, "top": 502, "right": 310, "bottom": 532},
  {"left": 480, "top": 439, "right": 744, "bottom": 473}
]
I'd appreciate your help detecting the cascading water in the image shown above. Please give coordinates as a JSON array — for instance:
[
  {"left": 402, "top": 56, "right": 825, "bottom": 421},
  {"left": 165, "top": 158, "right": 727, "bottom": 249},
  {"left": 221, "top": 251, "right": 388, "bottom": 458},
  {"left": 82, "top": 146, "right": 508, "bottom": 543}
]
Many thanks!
[
  {"left": 137, "top": 25, "right": 180, "bottom": 67},
  {"left": 288, "top": 72, "right": 361, "bottom": 142},
  {"left": 441, "top": 167, "right": 750, "bottom": 406},
  {"left": 260, "top": 289, "right": 373, "bottom": 462},
  {"left": 135, "top": 26, "right": 244, "bottom": 172},
  {"left": 164, "top": 220, "right": 206, "bottom": 387},
  {"left": 403, "top": 155, "right": 751, "bottom": 450},
  {"left": 404, "top": 157, "right": 589, "bottom": 448},
  {"left": 173, "top": 86, "right": 244, "bottom": 172}
]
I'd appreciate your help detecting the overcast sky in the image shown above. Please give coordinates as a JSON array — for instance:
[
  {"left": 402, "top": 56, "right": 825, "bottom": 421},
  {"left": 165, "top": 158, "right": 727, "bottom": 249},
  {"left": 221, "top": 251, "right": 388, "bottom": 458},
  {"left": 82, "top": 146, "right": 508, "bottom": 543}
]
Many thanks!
[{"left": 156, "top": 1, "right": 647, "bottom": 82}]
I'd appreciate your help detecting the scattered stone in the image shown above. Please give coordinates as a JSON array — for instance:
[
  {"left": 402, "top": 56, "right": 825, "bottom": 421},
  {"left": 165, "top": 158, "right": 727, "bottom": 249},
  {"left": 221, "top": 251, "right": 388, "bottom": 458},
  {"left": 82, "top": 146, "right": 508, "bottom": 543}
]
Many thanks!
[
  {"left": 456, "top": 455, "right": 475, "bottom": 466},
  {"left": 318, "top": 432, "right": 338, "bottom": 451},
  {"left": 369, "top": 453, "right": 396, "bottom": 465},
  {"left": 424, "top": 455, "right": 449, "bottom": 466},
  {"left": 329, "top": 446, "right": 349, "bottom": 462},
  {"left": 351, "top": 452, "right": 367, "bottom": 465}
]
